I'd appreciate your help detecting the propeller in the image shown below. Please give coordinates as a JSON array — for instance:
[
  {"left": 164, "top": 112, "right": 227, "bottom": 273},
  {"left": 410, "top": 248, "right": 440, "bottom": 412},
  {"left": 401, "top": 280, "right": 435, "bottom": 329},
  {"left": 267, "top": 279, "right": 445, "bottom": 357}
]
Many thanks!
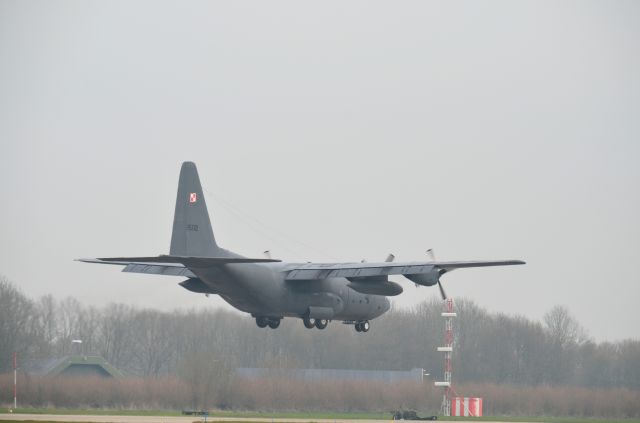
[
  {"left": 426, "top": 249, "right": 436, "bottom": 261},
  {"left": 437, "top": 278, "right": 447, "bottom": 301},
  {"left": 426, "top": 249, "right": 447, "bottom": 300}
]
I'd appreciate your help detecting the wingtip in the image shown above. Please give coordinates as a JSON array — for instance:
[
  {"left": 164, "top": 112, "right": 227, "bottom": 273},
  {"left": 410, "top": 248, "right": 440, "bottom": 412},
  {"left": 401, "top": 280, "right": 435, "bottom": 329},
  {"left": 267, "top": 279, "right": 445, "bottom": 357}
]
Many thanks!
[{"left": 75, "top": 258, "right": 99, "bottom": 263}]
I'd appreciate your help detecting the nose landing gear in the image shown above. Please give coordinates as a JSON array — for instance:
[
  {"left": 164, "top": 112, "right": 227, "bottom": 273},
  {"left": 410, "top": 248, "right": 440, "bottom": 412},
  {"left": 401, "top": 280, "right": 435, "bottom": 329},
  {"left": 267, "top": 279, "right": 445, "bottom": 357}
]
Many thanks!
[{"left": 355, "top": 320, "right": 370, "bottom": 332}]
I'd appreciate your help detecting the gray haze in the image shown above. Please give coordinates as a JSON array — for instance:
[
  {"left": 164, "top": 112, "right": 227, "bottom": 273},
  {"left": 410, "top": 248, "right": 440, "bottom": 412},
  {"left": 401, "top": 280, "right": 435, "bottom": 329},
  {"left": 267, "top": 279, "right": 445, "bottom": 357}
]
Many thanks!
[{"left": 1, "top": 1, "right": 638, "bottom": 341}]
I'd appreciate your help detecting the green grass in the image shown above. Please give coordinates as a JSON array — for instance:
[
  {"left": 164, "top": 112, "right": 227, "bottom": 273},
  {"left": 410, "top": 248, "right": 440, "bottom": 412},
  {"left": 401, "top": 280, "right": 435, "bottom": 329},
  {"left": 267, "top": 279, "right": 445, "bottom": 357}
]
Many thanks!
[
  {"left": 439, "top": 418, "right": 640, "bottom": 423},
  {"left": 207, "top": 411, "right": 389, "bottom": 419},
  {"left": 0, "top": 421, "right": 101, "bottom": 423},
  {"left": 0, "top": 408, "right": 387, "bottom": 419},
  {"left": 0, "top": 408, "right": 182, "bottom": 416},
  {"left": 1, "top": 408, "right": 639, "bottom": 423}
]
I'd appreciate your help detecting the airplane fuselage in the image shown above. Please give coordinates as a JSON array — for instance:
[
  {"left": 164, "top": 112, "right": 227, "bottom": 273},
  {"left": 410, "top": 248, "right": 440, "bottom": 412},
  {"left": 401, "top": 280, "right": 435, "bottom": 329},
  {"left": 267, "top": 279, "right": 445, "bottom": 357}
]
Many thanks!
[{"left": 189, "top": 258, "right": 390, "bottom": 322}]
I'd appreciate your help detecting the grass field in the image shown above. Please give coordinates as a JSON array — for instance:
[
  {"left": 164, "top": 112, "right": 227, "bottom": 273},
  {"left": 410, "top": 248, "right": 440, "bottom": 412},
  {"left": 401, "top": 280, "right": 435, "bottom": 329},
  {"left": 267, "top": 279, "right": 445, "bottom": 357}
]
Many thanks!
[
  {"left": 442, "top": 418, "right": 640, "bottom": 423},
  {"left": 1, "top": 409, "right": 640, "bottom": 423},
  {"left": 0, "top": 409, "right": 388, "bottom": 419}
]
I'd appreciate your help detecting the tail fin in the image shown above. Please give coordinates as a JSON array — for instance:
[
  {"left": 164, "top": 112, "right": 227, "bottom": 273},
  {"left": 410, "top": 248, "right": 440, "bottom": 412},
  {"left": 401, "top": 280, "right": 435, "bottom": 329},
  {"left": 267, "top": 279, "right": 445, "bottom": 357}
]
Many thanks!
[{"left": 170, "top": 162, "right": 220, "bottom": 257}]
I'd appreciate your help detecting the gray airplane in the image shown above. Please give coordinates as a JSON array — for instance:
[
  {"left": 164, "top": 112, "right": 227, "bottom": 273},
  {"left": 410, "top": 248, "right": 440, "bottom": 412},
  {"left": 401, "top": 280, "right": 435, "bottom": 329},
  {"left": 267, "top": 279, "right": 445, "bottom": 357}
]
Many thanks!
[{"left": 79, "top": 162, "right": 524, "bottom": 332}]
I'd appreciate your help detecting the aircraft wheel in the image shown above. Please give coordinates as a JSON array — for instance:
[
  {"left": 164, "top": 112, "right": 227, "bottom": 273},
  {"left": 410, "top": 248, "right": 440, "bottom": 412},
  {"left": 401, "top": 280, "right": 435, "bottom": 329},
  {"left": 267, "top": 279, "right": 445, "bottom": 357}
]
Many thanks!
[
  {"left": 355, "top": 322, "right": 362, "bottom": 332},
  {"left": 361, "top": 321, "right": 370, "bottom": 332},
  {"left": 303, "top": 317, "right": 315, "bottom": 329},
  {"left": 256, "top": 317, "right": 268, "bottom": 328},
  {"left": 315, "top": 319, "right": 328, "bottom": 330},
  {"left": 268, "top": 318, "right": 281, "bottom": 329}
]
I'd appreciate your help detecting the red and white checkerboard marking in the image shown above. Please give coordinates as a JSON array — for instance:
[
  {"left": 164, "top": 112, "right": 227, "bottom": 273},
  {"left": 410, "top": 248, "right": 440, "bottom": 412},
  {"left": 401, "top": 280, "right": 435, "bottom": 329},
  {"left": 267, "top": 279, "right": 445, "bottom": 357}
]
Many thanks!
[
  {"left": 452, "top": 397, "right": 483, "bottom": 417},
  {"left": 189, "top": 193, "right": 197, "bottom": 203}
]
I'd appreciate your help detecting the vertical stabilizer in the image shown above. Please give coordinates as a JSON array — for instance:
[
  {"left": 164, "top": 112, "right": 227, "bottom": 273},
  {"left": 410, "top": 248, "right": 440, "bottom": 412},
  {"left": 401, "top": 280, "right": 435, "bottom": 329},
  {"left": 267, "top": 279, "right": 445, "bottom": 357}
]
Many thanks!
[{"left": 170, "top": 162, "right": 220, "bottom": 257}]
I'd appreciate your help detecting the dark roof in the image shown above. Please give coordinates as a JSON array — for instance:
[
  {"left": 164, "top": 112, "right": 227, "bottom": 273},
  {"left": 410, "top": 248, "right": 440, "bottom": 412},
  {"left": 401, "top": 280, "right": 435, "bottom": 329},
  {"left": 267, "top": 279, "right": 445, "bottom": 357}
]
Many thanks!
[
  {"left": 236, "top": 367, "right": 424, "bottom": 383},
  {"left": 23, "top": 355, "right": 124, "bottom": 378}
]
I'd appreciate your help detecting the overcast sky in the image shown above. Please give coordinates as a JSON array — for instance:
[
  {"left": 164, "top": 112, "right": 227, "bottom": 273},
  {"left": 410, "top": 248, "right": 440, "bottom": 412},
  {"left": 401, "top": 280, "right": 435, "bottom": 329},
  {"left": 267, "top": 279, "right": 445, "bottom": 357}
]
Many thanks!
[{"left": 1, "top": 1, "right": 638, "bottom": 341}]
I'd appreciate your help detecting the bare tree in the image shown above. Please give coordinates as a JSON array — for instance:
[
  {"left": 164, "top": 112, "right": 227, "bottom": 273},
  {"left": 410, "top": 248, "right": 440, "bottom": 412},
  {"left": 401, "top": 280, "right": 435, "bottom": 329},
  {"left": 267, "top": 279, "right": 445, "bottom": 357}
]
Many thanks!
[
  {"left": 97, "top": 303, "right": 135, "bottom": 368},
  {"left": 0, "top": 276, "right": 38, "bottom": 372},
  {"left": 543, "top": 305, "right": 589, "bottom": 384},
  {"left": 544, "top": 305, "right": 587, "bottom": 348},
  {"left": 129, "top": 310, "right": 175, "bottom": 377}
]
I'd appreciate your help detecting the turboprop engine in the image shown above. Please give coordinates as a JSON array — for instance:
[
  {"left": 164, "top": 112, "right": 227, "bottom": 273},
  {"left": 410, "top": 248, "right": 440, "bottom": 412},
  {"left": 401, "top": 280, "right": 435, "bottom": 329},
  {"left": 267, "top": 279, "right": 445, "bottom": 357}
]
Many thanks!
[
  {"left": 347, "top": 279, "right": 403, "bottom": 296},
  {"left": 404, "top": 266, "right": 450, "bottom": 300},
  {"left": 403, "top": 266, "right": 443, "bottom": 287}
]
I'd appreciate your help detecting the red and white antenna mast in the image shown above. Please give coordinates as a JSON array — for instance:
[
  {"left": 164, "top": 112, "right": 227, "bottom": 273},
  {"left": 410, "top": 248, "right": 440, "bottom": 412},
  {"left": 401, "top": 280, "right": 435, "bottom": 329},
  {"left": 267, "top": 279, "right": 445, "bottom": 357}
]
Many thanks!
[{"left": 434, "top": 298, "right": 455, "bottom": 416}]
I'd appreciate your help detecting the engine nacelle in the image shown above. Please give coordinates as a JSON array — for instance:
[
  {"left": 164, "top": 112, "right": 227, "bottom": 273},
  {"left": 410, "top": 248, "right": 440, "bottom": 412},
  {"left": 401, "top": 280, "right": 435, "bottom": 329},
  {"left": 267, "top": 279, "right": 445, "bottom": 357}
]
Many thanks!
[
  {"left": 403, "top": 268, "right": 442, "bottom": 287},
  {"left": 347, "top": 280, "right": 403, "bottom": 296},
  {"left": 179, "top": 278, "right": 218, "bottom": 294}
]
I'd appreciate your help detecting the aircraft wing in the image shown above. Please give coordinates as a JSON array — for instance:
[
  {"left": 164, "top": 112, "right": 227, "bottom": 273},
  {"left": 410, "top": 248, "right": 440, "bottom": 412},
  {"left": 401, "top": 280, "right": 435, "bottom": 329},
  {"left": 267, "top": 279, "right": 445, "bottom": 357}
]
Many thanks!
[
  {"left": 284, "top": 259, "right": 525, "bottom": 281},
  {"left": 77, "top": 255, "right": 281, "bottom": 277}
]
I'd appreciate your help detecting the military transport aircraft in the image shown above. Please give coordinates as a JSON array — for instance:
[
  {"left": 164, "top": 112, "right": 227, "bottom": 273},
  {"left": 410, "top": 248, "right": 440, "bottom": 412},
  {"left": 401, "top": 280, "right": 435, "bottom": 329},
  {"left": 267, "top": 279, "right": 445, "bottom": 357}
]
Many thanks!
[{"left": 79, "top": 162, "right": 524, "bottom": 333}]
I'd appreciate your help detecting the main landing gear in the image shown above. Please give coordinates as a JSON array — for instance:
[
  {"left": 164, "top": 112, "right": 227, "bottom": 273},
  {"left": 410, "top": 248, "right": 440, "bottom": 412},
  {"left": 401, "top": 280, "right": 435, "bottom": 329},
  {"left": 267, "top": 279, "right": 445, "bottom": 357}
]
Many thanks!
[
  {"left": 255, "top": 316, "right": 281, "bottom": 329},
  {"left": 302, "top": 318, "right": 369, "bottom": 332},
  {"left": 354, "top": 320, "right": 370, "bottom": 332},
  {"left": 302, "top": 317, "right": 329, "bottom": 330}
]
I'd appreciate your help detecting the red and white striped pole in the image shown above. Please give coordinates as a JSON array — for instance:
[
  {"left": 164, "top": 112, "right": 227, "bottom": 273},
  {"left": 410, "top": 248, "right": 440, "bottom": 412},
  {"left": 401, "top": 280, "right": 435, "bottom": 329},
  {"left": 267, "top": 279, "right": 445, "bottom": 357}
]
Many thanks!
[{"left": 13, "top": 351, "right": 17, "bottom": 409}]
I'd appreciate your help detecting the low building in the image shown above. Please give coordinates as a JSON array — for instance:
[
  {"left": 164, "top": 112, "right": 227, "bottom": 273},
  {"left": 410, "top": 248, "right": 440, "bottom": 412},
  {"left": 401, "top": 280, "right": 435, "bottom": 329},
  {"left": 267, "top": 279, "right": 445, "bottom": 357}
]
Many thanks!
[
  {"left": 236, "top": 367, "right": 424, "bottom": 383},
  {"left": 23, "top": 355, "right": 124, "bottom": 378}
]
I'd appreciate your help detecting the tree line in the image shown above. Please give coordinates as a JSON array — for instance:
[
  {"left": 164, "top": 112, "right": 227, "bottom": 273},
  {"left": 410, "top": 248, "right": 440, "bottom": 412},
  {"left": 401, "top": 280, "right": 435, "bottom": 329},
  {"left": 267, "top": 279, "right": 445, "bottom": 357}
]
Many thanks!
[{"left": 1, "top": 275, "right": 639, "bottom": 391}]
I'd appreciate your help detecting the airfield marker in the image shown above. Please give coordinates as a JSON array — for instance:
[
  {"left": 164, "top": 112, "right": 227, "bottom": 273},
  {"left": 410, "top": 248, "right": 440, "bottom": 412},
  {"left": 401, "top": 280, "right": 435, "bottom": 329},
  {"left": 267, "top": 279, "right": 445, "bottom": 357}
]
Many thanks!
[{"left": 13, "top": 351, "right": 17, "bottom": 409}]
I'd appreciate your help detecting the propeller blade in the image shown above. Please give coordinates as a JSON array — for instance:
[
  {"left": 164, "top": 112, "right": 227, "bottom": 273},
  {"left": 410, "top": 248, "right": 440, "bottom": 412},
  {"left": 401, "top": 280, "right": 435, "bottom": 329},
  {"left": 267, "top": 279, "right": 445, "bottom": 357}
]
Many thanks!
[
  {"left": 426, "top": 249, "right": 436, "bottom": 261},
  {"left": 437, "top": 280, "right": 447, "bottom": 300}
]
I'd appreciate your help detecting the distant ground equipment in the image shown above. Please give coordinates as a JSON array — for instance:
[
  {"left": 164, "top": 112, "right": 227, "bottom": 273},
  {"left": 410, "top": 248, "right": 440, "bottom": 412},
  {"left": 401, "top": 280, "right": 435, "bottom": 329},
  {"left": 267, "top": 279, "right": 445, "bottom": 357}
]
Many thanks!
[
  {"left": 392, "top": 410, "right": 437, "bottom": 420},
  {"left": 182, "top": 410, "right": 209, "bottom": 416}
]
